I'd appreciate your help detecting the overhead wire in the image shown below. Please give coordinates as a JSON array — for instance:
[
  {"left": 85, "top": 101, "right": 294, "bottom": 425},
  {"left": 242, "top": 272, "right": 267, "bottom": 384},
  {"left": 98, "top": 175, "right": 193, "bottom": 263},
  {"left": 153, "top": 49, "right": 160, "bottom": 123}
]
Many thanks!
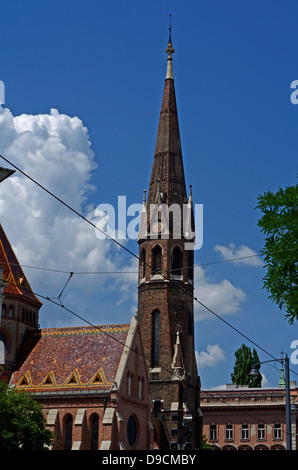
[
  {"left": 0, "top": 153, "right": 297, "bottom": 376},
  {"left": 4, "top": 274, "right": 296, "bottom": 438},
  {"left": 3, "top": 276, "right": 295, "bottom": 440}
]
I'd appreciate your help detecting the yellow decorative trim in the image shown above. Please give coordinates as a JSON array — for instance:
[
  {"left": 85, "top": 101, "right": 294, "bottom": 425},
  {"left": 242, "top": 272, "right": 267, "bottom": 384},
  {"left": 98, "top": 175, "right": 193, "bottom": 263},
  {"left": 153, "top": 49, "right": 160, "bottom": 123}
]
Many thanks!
[
  {"left": 39, "top": 371, "right": 56, "bottom": 387},
  {"left": 63, "top": 368, "right": 82, "bottom": 387},
  {"left": 87, "top": 367, "right": 110, "bottom": 387},
  {"left": 16, "top": 371, "right": 32, "bottom": 387}
]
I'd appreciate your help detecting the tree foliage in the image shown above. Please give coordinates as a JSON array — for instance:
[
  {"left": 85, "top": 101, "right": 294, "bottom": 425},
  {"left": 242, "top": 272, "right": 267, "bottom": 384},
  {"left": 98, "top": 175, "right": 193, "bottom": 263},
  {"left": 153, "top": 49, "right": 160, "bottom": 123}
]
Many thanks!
[
  {"left": 202, "top": 435, "right": 212, "bottom": 450},
  {"left": 0, "top": 380, "right": 53, "bottom": 450},
  {"left": 231, "top": 344, "right": 261, "bottom": 387},
  {"left": 256, "top": 181, "right": 298, "bottom": 323}
]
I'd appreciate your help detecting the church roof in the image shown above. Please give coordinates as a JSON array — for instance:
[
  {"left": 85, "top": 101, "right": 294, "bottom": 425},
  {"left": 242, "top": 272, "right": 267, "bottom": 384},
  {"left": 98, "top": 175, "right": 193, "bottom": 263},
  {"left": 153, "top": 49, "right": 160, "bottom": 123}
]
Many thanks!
[
  {"left": 10, "top": 324, "right": 130, "bottom": 393},
  {"left": 0, "top": 224, "right": 42, "bottom": 306}
]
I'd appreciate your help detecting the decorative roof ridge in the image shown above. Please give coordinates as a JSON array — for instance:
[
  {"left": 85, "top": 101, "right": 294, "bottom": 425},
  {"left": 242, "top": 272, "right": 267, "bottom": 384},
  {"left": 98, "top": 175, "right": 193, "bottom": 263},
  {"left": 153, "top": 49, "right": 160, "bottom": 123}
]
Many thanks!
[{"left": 40, "top": 323, "right": 130, "bottom": 337}]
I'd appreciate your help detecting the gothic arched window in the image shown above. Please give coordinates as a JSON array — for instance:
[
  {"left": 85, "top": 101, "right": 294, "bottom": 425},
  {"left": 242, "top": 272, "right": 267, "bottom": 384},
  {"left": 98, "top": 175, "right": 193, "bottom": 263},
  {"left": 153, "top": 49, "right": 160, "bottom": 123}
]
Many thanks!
[
  {"left": 8, "top": 305, "right": 14, "bottom": 318},
  {"left": 91, "top": 414, "right": 99, "bottom": 450},
  {"left": 172, "top": 246, "right": 182, "bottom": 276},
  {"left": 64, "top": 414, "right": 73, "bottom": 450},
  {"left": 152, "top": 310, "right": 160, "bottom": 367},
  {"left": 152, "top": 245, "right": 162, "bottom": 275},
  {"left": 1, "top": 304, "right": 6, "bottom": 317},
  {"left": 140, "top": 249, "right": 146, "bottom": 280},
  {"left": 188, "top": 251, "right": 194, "bottom": 281}
]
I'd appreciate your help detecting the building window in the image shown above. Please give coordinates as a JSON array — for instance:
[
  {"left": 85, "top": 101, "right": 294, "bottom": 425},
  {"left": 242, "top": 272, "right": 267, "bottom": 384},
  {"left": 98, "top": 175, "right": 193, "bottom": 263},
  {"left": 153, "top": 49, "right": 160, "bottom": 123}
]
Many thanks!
[
  {"left": 274, "top": 424, "right": 282, "bottom": 440},
  {"left": 187, "top": 311, "right": 192, "bottom": 336},
  {"left": 225, "top": 424, "right": 233, "bottom": 440},
  {"left": 151, "top": 310, "right": 160, "bottom": 367},
  {"left": 127, "top": 415, "right": 137, "bottom": 447},
  {"left": 172, "top": 247, "right": 181, "bottom": 276},
  {"left": 188, "top": 251, "right": 193, "bottom": 281},
  {"left": 257, "top": 423, "right": 265, "bottom": 440},
  {"left": 138, "top": 376, "right": 144, "bottom": 400},
  {"left": 140, "top": 249, "right": 146, "bottom": 280},
  {"left": 152, "top": 245, "right": 162, "bottom": 274},
  {"left": 64, "top": 415, "right": 73, "bottom": 450},
  {"left": 1, "top": 304, "right": 6, "bottom": 317},
  {"left": 127, "top": 372, "right": 132, "bottom": 396},
  {"left": 8, "top": 305, "right": 14, "bottom": 318},
  {"left": 210, "top": 424, "right": 217, "bottom": 441},
  {"left": 91, "top": 414, "right": 99, "bottom": 450},
  {"left": 241, "top": 424, "right": 249, "bottom": 440}
]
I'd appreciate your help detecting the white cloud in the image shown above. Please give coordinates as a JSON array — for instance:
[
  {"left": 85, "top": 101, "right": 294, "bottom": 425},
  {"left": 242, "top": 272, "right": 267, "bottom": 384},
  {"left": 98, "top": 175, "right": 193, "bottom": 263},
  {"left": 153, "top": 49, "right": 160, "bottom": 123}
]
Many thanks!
[
  {"left": 194, "top": 266, "right": 246, "bottom": 321},
  {"left": 214, "top": 243, "right": 263, "bottom": 267},
  {"left": 0, "top": 106, "right": 137, "bottom": 327},
  {"left": 0, "top": 106, "right": 248, "bottom": 330},
  {"left": 196, "top": 344, "right": 226, "bottom": 368}
]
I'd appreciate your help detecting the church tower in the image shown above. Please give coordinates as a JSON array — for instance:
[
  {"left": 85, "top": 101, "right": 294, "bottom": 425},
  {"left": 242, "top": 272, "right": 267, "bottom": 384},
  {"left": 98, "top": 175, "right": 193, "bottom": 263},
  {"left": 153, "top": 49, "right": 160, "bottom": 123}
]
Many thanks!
[
  {"left": 137, "top": 31, "right": 202, "bottom": 449},
  {"left": 0, "top": 224, "right": 42, "bottom": 370}
]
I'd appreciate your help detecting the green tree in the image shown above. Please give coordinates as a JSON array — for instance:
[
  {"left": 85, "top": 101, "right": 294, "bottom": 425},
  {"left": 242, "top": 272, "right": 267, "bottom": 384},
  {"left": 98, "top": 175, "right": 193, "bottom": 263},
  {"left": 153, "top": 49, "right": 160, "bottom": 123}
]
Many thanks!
[
  {"left": 256, "top": 181, "right": 298, "bottom": 323},
  {"left": 0, "top": 380, "right": 53, "bottom": 450},
  {"left": 202, "top": 434, "right": 212, "bottom": 450},
  {"left": 231, "top": 344, "right": 262, "bottom": 387}
]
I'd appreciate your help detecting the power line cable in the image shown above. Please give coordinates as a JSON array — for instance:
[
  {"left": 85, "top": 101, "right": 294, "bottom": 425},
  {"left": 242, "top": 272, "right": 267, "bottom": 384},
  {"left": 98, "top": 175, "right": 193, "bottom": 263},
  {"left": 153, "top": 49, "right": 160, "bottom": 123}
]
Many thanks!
[
  {"left": 3, "top": 276, "right": 296, "bottom": 441},
  {"left": 1, "top": 244, "right": 297, "bottom": 276},
  {"left": 0, "top": 154, "right": 296, "bottom": 374}
]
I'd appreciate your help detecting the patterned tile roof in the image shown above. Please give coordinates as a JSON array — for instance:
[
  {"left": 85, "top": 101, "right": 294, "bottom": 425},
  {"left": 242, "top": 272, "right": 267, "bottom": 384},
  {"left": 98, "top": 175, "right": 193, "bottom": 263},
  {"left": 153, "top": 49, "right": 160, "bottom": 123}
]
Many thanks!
[
  {"left": 10, "top": 324, "right": 130, "bottom": 392},
  {"left": 0, "top": 224, "right": 42, "bottom": 306}
]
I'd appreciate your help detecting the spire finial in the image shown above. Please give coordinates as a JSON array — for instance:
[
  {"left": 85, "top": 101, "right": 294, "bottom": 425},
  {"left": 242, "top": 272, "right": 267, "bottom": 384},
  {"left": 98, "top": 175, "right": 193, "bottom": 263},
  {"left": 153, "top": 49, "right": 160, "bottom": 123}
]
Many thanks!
[
  {"left": 165, "top": 15, "right": 175, "bottom": 80},
  {"left": 168, "top": 14, "right": 172, "bottom": 44}
]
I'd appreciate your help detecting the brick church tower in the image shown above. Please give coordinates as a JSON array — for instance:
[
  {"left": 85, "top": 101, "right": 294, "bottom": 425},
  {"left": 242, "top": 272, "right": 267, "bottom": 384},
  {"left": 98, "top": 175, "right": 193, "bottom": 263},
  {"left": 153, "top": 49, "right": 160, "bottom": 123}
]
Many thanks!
[
  {"left": 0, "top": 224, "right": 42, "bottom": 370},
  {"left": 137, "top": 32, "right": 202, "bottom": 449}
]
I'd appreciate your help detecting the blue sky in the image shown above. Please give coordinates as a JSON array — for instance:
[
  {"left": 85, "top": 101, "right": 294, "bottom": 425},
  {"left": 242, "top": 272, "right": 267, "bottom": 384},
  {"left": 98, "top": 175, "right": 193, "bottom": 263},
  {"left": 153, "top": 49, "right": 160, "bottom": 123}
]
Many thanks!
[{"left": 0, "top": 0, "right": 297, "bottom": 389}]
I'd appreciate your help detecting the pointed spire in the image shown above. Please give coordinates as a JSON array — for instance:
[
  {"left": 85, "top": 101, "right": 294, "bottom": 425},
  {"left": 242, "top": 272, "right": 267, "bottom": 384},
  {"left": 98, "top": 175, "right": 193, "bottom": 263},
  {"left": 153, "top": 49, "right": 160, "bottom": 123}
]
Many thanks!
[
  {"left": 172, "top": 331, "right": 185, "bottom": 380},
  {"left": 138, "top": 189, "right": 148, "bottom": 240},
  {"left": 147, "top": 28, "right": 186, "bottom": 209},
  {"left": 155, "top": 178, "right": 162, "bottom": 205},
  {"left": 184, "top": 185, "right": 195, "bottom": 243}
]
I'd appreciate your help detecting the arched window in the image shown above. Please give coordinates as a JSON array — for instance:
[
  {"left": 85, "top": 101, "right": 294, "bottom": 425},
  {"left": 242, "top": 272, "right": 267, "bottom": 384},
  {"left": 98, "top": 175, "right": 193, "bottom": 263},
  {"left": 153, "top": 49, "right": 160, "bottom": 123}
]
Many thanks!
[
  {"left": 138, "top": 376, "right": 144, "bottom": 400},
  {"left": 8, "top": 305, "right": 14, "bottom": 318},
  {"left": 91, "top": 414, "right": 99, "bottom": 450},
  {"left": 64, "top": 414, "right": 73, "bottom": 450},
  {"left": 1, "top": 304, "right": 6, "bottom": 317},
  {"left": 152, "top": 310, "right": 160, "bottom": 367},
  {"left": 172, "top": 247, "right": 182, "bottom": 276},
  {"left": 188, "top": 251, "right": 194, "bottom": 281},
  {"left": 127, "top": 372, "right": 132, "bottom": 396},
  {"left": 152, "top": 245, "right": 162, "bottom": 275},
  {"left": 187, "top": 311, "right": 192, "bottom": 336},
  {"left": 140, "top": 249, "right": 146, "bottom": 280}
]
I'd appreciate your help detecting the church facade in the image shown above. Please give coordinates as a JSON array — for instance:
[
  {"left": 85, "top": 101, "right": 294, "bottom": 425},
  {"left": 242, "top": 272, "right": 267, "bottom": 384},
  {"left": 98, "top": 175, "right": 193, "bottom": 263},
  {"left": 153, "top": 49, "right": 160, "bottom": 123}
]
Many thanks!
[{"left": 0, "top": 34, "right": 202, "bottom": 450}]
